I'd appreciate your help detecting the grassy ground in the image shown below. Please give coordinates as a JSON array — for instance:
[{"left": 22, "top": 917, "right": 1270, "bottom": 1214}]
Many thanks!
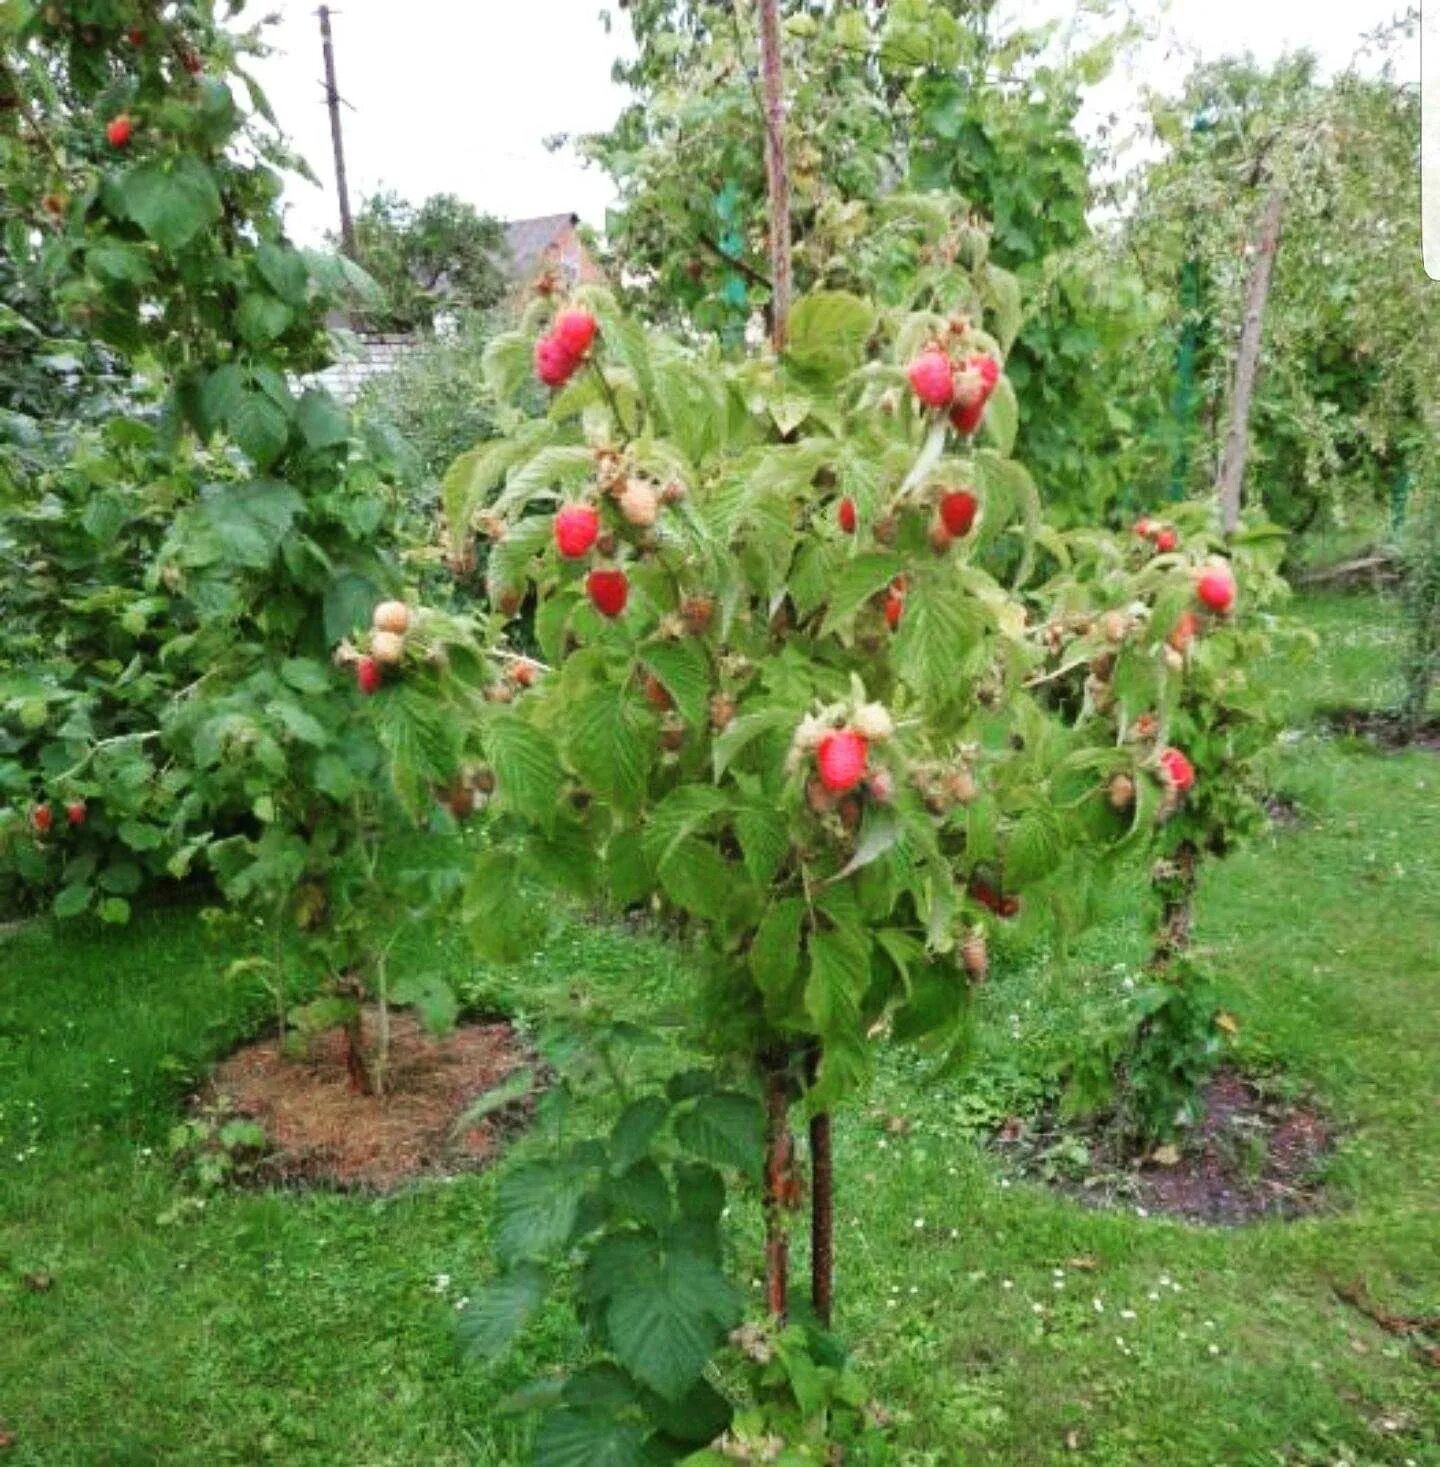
[{"left": 2, "top": 592, "right": 1437, "bottom": 1465}]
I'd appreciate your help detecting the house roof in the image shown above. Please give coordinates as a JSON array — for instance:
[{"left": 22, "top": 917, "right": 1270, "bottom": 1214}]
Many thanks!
[{"left": 504, "top": 213, "right": 581, "bottom": 278}]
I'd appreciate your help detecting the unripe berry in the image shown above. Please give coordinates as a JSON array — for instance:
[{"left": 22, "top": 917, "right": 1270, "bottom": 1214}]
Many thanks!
[
  {"left": 1101, "top": 610, "right": 1130, "bottom": 644},
  {"left": 371, "top": 630, "right": 406, "bottom": 666},
  {"left": 710, "top": 693, "right": 736, "bottom": 730},
  {"left": 30, "top": 804, "right": 53, "bottom": 836},
  {"left": 681, "top": 596, "right": 714, "bottom": 635},
  {"left": 929, "top": 518, "right": 954, "bottom": 555},
  {"left": 1108, "top": 773, "right": 1135, "bottom": 811},
  {"left": 961, "top": 930, "right": 989, "bottom": 983},
  {"left": 1168, "top": 610, "right": 1199, "bottom": 653},
  {"left": 642, "top": 673, "right": 673, "bottom": 711},
  {"left": 508, "top": 658, "right": 539, "bottom": 688},
  {"left": 67, "top": 800, "right": 88, "bottom": 827},
  {"left": 617, "top": 480, "right": 659, "bottom": 528},
  {"left": 372, "top": 600, "right": 411, "bottom": 634}
]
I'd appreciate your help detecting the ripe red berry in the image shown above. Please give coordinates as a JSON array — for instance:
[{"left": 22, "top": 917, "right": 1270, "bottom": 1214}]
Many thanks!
[
  {"left": 30, "top": 804, "right": 53, "bottom": 836},
  {"left": 948, "top": 355, "right": 1000, "bottom": 435},
  {"left": 587, "top": 568, "right": 629, "bottom": 618},
  {"left": 554, "top": 503, "right": 600, "bottom": 559},
  {"left": 534, "top": 333, "right": 578, "bottom": 388},
  {"left": 1197, "top": 565, "right": 1236, "bottom": 614},
  {"left": 1133, "top": 517, "right": 1155, "bottom": 539},
  {"left": 180, "top": 48, "right": 203, "bottom": 75},
  {"left": 1158, "top": 747, "right": 1195, "bottom": 793},
  {"left": 66, "top": 801, "right": 88, "bottom": 827},
  {"left": 553, "top": 308, "right": 598, "bottom": 360},
  {"left": 906, "top": 349, "right": 955, "bottom": 409},
  {"left": 106, "top": 115, "right": 134, "bottom": 149},
  {"left": 1152, "top": 527, "right": 1178, "bottom": 554},
  {"left": 939, "top": 489, "right": 979, "bottom": 537},
  {"left": 883, "top": 591, "right": 904, "bottom": 629},
  {"left": 816, "top": 730, "right": 868, "bottom": 794},
  {"left": 126, "top": 26, "right": 146, "bottom": 44},
  {"left": 837, "top": 497, "right": 857, "bottom": 534},
  {"left": 355, "top": 656, "right": 382, "bottom": 695}
]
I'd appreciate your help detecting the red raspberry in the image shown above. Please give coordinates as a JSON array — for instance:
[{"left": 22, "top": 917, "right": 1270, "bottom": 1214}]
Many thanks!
[
  {"left": 1197, "top": 565, "right": 1236, "bottom": 614},
  {"left": 1158, "top": 747, "right": 1195, "bottom": 793},
  {"left": 907, "top": 349, "right": 955, "bottom": 409},
  {"left": 106, "top": 115, "right": 134, "bottom": 148},
  {"left": 534, "top": 333, "right": 578, "bottom": 388},
  {"left": 948, "top": 355, "right": 999, "bottom": 434},
  {"left": 816, "top": 731, "right": 868, "bottom": 793},
  {"left": 1153, "top": 527, "right": 1178, "bottom": 554},
  {"left": 66, "top": 801, "right": 88, "bottom": 827},
  {"left": 587, "top": 568, "right": 629, "bottom": 618},
  {"left": 30, "top": 804, "right": 53, "bottom": 836},
  {"left": 553, "top": 308, "right": 598, "bottom": 359},
  {"left": 837, "top": 497, "right": 857, "bottom": 534},
  {"left": 883, "top": 591, "right": 904, "bottom": 629},
  {"left": 355, "top": 656, "right": 382, "bottom": 695},
  {"left": 554, "top": 504, "right": 600, "bottom": 559},
  {"left": 939, "top": 489, "right": 979, "bottom": 537}
]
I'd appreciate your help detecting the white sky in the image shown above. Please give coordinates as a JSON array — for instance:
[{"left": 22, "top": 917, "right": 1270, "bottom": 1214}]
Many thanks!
[{"left": 250, "top": 0, "right": 1418, "bottom": 247}]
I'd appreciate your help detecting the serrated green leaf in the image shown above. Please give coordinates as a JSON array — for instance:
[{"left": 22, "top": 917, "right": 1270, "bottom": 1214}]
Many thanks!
[
  {"left": 567, "top": 684, "right": 653, "bottom": 812},
  {"left": 640, "top": 640, "right": 711, "bottom": 728},
  {"left": 457, "top": 1263, "right": 547, "bottom": 1361},
  {"left": 674, "top": 1091, "right": 763, "bottom": 1177},
  {"left": 484, "top": 712, "right": 564, "bottom": 828},
  {"left": 532, "top": 1409, "right": 645, "bottom": 1467},
  {"left": 117, "top": 157, "right": 222, "bottom": 249},
  {"left": 495, "top": 1161, "right": 587, "bottom": 1264},
  {"left": 787, "top": 290, "right": 876, "bottom": 377}
]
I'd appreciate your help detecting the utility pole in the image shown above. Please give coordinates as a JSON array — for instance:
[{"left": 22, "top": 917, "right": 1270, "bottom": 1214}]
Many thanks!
[{"left": 317, "top": 5, "right": 356, "bottom": 258}]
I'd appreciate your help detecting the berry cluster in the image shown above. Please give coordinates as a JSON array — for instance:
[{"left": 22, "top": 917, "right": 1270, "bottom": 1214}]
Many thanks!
[
  {"left": 905, "top": 346, "right": 1001, "bottom": 436},
  {"left": 533, "top": 308, "right": 599, "bottom": 389}
]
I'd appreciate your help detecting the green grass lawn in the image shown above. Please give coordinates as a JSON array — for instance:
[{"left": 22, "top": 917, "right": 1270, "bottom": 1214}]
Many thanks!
[{"left": 2, "top": 592, "right": 1437, "bottom": 1465}]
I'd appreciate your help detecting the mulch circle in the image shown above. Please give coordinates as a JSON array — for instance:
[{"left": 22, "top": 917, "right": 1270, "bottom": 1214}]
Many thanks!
[
  {"left": 208, "top": 1008, "right": 536, "bottom": 1193},
  {"left": 997, "top": 1067, "right": 1334, "bottom": 1226},
  {"left": 1322, "top": 707, "right": 1440, "bottom": 753}
]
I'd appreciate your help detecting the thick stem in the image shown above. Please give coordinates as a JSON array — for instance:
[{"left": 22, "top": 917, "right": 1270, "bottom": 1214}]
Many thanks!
[
  {"left": 762, "top": 1058, "right": 793, "bottom": 1322},
  {"left": 807, "top": 1046, "right": 834, "bottom": 1327},
  {"left": 1151, "top": 840, "right": 1200, "bottom": 970},
  {"left": 756, "top": 0, "right": 792, "bottom": 352},
  {"left": 1217, "top": 187, "right": 1284, "bottom": 535},
  {"left": 373, "top": 951, "right": 390, "bottom": 1100}
]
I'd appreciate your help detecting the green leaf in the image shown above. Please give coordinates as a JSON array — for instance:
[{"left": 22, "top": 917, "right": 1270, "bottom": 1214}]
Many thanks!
[
  {"left": 192, "top": 479, "right": 304, "bottom": 569},
  {"left": 674, "top": 1091, "right": 764, "bottom": 1178},
  {"left": 567, "top": 685, "right": 653, "bottom": 812},
  {"left": 457, "top": 1263, "right": 547, "bottom": 1362},
  {"left": 256, "top": 241, "right": 310, "bottom": 306},
  {"left": 532, "top": 1410, "right": 645, "bottom": 1467},
  {"left": 464, "top": 849, "right": 537, "bottom": 963},
  {"left": 53, "top": 884, "right": 92, "bottom": 920},
  {"left": 484, "top": 712, "right": 564, "bottom": 827},
  {"left": 735, "top": 803, "right": 787, "bottom": 886},
  {"left": 749, "top": 896, "right": 804, "bottom": 1008},
  {"left": 639, "top": 640, "right": 711, "bottom": 728},
  {"left": 805, "top": 924, "right": 871, "bottom": 1044},
  {"left": 980, "top": 373, "right": 1018, "bottom": 457},
  {"left": 390, "top": 972, "right": 459, "bottom": 1036},
  {"left": 608, "top": 1158, "right": 672, "bottom": 1230},
  {"left": 494, "top": 1161, "right": 587, "bottom": 1263},
  {"left": 786, "top": 290, "right": 876, "bottom": 377},
  {"left": 605, "top": 1249, "right": 740, "bottom": 1401},
  {"left": 643, "top": 786, "right": 727, "bottom": 870},
  {"left": 117, "top": 157, "right": 222, "bottom": 250},
  {"left": 236, "top": 291, "right": 293, "bottom": 346},
  {"left": 295, "top": 389, "right": 350, "bottom": 450},
  {"left": 611, "top": 1095, "right": 669, "bottom": 1171},
  {"left": 820, "top": 552, "right": 904, "bottom": 635},
  {"left": 230, "top": 388, "right": 292, "bottom": 467},
  {"left": 374, "top": 684, "right": 461, "bottom": 818}
]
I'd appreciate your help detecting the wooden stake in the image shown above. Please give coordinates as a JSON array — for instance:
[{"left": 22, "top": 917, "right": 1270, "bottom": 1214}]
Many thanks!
[{"left": 756, "top": 0, "right": 792, "bottom": 351}]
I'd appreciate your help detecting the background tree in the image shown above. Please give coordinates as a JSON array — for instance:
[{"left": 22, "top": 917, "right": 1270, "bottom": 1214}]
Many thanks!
[{"left": 348, "top": 190, "right": 508, "bottom": 334}]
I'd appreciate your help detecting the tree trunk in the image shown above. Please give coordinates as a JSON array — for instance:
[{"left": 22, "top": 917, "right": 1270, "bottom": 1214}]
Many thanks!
[
  {"left": 809, "top": 1105, "right": 834, "bottom": 1325},
  {"left": 1217, "top": 187, "right": 1284, "bottom": 535},
  {"left": 762, "top": 1060, "right": 793, "bottom": 1321},
  {"left": 756, "top": 0, "right": 792, "bottom": 352}
]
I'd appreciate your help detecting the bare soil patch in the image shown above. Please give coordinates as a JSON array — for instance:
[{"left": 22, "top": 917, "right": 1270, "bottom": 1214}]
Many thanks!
[
  {"left": 998, "top": 1067, "right": 1333, "bottom": 1225},
  {"left": 210, "top": 1009, "right": 534, "bottom": 1192},
  {"left": 1322, "top": 707, "right": 1440, "bottom": 753}
]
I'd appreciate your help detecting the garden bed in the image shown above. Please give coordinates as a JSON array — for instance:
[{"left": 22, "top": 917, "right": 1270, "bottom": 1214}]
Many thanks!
[
  {"left": 209, "top": 1009, "right": 535, "bottom": 1192},
  {"left": 998, "top": 1067, "right": 1333, "bottom": 1225},
  {"left": 1322, "top": 708, "right": 1440, "bottom": 753}
]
